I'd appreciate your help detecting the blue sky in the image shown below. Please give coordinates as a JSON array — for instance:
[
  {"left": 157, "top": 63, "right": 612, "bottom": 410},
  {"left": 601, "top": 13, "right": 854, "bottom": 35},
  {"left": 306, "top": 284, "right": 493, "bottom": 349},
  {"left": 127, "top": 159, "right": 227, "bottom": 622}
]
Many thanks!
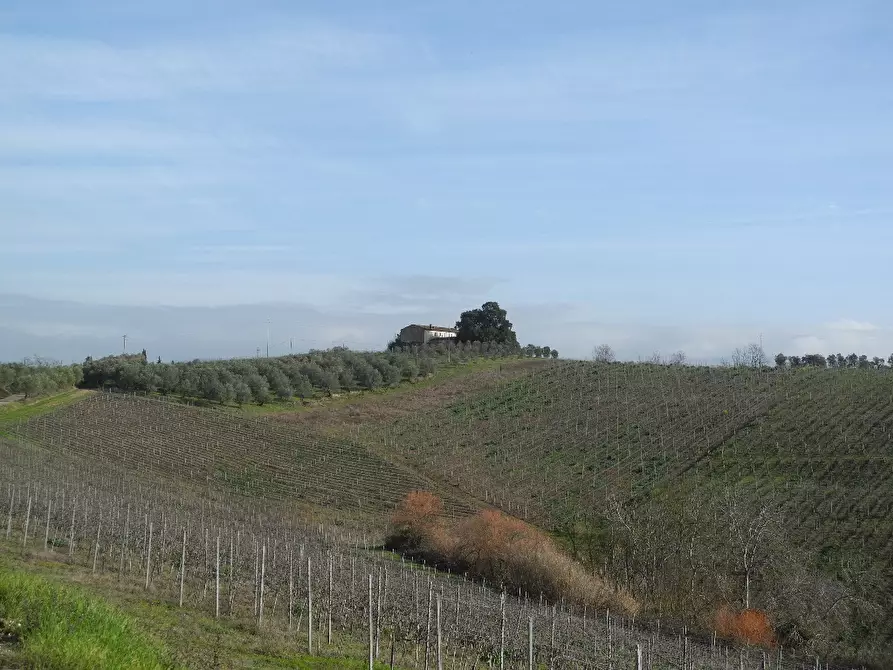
[{"left": 2, "top": 0, "right": 892, "bottom": 362}]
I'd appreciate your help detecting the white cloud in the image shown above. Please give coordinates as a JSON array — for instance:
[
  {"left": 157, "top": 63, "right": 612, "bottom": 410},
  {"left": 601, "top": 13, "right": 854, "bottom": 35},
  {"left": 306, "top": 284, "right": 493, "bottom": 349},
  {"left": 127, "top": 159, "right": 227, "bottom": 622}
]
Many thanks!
[
  {"left": 824, "top": 318, "right": 878, "bottom": 332},
  {"left": 0, "top": 24, "right": 400, "bottom": 102}
]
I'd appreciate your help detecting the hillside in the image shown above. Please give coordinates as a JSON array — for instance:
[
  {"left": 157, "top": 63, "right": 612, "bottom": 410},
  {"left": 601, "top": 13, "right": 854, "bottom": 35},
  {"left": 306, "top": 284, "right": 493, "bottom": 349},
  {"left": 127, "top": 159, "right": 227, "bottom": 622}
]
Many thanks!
[
  {"left": 5, "top": 360, "right": 893, "bottom": 667},
  {"left": 7, "top": 393, "right": 477, "bottom": 525},
  {"left": 273, "top": 361, "right": 893, "bottom": 665}
]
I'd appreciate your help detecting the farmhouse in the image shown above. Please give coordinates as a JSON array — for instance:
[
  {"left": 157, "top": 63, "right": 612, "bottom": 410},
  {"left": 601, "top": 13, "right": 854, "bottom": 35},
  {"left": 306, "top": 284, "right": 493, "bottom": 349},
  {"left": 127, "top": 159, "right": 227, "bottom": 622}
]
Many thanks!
[{"left": 399, "top": 323, "right": 458, "bottom": 345}]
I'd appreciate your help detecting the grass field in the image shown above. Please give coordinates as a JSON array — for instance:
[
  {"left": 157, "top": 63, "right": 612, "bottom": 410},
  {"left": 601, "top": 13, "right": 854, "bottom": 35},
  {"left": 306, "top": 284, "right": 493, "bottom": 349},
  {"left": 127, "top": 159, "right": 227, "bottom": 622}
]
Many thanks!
[
  {"left": 0, "top": 546, "right": 410, "bottom": 669},
  {"left": 0, "top": 558, "right": 173, "bottom": 669}
]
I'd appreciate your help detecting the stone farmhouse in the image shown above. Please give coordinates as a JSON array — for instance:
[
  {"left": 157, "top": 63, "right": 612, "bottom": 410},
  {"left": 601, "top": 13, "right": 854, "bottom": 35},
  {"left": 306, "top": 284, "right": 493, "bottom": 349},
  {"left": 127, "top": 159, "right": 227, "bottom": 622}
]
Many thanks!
[{"left": 398, "top": 324, "right": 458, "bottom": 345}]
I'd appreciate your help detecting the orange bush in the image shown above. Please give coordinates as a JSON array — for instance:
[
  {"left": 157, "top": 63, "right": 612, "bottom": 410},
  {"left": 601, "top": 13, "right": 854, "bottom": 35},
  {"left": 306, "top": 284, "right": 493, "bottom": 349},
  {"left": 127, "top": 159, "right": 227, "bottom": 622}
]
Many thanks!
[
  {"left": 386, "top": 494, "right": 639, "bottom": 616},
  {"left": 715, "top": 606, "right": 776, "bottom": 647},
  {"left": 392, "top": 490, "right": 443, "bottom": 528},
  {"left": 387, "top": 490, "right": 445, "bottom": 555}
]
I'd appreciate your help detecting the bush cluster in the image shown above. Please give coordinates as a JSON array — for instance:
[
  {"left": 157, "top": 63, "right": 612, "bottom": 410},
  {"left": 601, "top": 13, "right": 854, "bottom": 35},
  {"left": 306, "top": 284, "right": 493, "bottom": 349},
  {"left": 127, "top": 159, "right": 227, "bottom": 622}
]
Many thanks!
[{"left": 385, "top": 491, "right": 638, "bottom": 616}]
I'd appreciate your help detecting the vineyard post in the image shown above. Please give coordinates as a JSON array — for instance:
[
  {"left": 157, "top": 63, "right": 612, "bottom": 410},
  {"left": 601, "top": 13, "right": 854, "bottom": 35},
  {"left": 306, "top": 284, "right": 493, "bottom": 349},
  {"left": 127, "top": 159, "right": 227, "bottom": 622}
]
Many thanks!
[
  {"left": 288, "top": 545, "right": 294, "bottom": 632},
  {"left": 637, "top": 643, "right": 643, "bottom": 670},
  {"left": 528, "top": 616, "right": 534, "bottom": 670},
  {"left": 5, "top": 485, "right": 13, "bottom": 539},
  {"left": 424, "top": 581, "right": 433, "bottom": 670},
  {"left": 368, "top": 574, "right": 374, "bottom": 670},
  {"left": 42, "top": 496, "right": 53, "bottom": 551},
  {"left": 145, "top": 521, "right": 153, "bottom": 589},
  {"left": 215, "top": 533, "right": 220, "bottom": 618},
  {"left": 229, "top": 530, "right": 235, "bottom": 615},
  {"left": 436, "top": 594, "right": 443, "bottom": 670},
  {"left": 307, "top": 555, "right": 312, "bottom": 654},
  {"left": 375, "top": 565, "right": 382, "bottom": 658},
  {"left": 549, "top": 603, "right": 556, "bottom": 670},
  {"left": 327, "top": 553, "right": 333, "bottom": 645},
  {"left": 253, "top": 539, "right": 259, "bottom": 617},
  {"left": 179, "top": 527, "right": 186, "bottom": 607},
  {"left": 258, "top": 541, "right": 266, "bottom": 628},
  {"left": 455, "top": 582, "right": 460, "bottom": 629},
  {"left": 23, "top": 494, "right": 32, "bottom": 548},
  {"left": 92, "top": 520, "right": 101, "bottom": 575},
  {"left": 119, "top": 503, "right": 130, "bottom": 580},
  {"left": 499, "top": 591, "right": 506, "bottom": 670}
]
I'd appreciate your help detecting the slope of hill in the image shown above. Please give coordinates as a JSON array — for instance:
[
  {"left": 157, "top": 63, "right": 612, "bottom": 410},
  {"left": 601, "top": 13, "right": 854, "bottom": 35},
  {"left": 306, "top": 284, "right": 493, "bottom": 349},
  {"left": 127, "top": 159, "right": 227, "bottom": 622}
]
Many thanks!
[
  {"left": 272, "top": 361, "right": 893, "bottom": 665},
  {"left": 7, "top": 393, "right": 476, "bottom": 525}
]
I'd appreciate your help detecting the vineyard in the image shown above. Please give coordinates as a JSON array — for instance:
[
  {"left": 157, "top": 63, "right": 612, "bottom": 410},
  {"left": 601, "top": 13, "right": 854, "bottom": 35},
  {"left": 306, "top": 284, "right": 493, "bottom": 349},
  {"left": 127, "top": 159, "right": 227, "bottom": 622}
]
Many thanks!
[
  {"left": 325, "top": 362, "right": 775, "bottom": 525},
  {"left": 0, "top": 434, "right": 841, "bottom": 670},
  {"left": 3, "top": 361, "right": 893, "bottom": 667},
  {"left": 7, "top": 393, "right": 478, "bottom": 524},
  {"left": 287, "top": 361, "right": 893, "bottom": 664}
]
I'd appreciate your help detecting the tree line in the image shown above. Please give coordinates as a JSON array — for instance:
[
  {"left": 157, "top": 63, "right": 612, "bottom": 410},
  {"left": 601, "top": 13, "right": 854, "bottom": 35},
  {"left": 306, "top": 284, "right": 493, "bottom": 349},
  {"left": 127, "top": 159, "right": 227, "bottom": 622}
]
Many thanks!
[
  {"left": 77, "top": 341, "right": 547, "bottom": 405},
  {"left": 0, "top": 357, "right": 84, "bottom": 399},
  {"left": 775, "top": 352, "right": 893, "bottom": 369}
]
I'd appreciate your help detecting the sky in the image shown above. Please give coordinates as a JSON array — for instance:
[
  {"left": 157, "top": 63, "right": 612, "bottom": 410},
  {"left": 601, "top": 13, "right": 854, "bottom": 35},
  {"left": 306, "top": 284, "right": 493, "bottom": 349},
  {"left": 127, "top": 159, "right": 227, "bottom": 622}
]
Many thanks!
[{"left": 2, "top": 0, "right": 892, "bottom": 363}]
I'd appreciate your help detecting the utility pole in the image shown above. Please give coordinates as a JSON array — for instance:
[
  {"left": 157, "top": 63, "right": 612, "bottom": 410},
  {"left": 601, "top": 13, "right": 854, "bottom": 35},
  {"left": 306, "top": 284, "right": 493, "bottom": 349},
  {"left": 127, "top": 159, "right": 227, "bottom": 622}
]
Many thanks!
[{"left": 122, "top": 334, "right": 128, "bottom": 353}]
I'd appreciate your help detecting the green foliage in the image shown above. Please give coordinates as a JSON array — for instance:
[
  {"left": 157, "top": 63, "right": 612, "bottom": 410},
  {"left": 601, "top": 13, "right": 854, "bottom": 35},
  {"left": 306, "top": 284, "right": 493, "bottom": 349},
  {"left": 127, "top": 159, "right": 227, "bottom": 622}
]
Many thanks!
[
  {"left": 0, "top": 357, "right": 82, "bottom": 399},
  {"left": 0, "top": 568, "right": 172, "bottom": 669},
  {"left": 455, "top": 301, "right": 519, "bottom": 347}
]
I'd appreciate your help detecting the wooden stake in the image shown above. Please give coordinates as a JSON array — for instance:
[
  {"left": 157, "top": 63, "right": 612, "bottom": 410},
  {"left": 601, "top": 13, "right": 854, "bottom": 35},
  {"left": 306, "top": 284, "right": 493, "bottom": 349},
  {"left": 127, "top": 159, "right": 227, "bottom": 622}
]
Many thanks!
[
  {"left": 43, "top": 498, "right": 51, "bottom": 551},
  {"left": 288, "top": 545, "right": 294, "bottom": 632},
  {"left": 23, "top": 494, "right": 32, "bottom": 547},
  {"left": 368, "top": 574, "right": 374, "bottom": 670},
  {"left": 307, "top": 555, "right": 312, "bottom": 653},
  {"left": 179, "top": 527, "right": 186, "bottom": 607},
  {"left": 144, "top": 521, "right": 153, "bottom": 589},
  {"left": 215, "top": 534, "right": 220, "bottom": 618},
  {"left": 258, "top": 541, "right": 266, "bottom": 628},
  {"left": 499, "top": 591, "right": 506, "bottom": 670},
  {"left": 528, "top": 616, "right": 534, "bottom": 670},
  {"left": 92, "top": 521, "right": 102, "bottom": 575},
  {"left": 436, "top": 594, "right": 443, "bottom": 670},
  {"left": 327, "top": 553, "right": 333, "bottom": 645},
  {"left": 4, "top": 485, "right": 13, "bottom": 539}
]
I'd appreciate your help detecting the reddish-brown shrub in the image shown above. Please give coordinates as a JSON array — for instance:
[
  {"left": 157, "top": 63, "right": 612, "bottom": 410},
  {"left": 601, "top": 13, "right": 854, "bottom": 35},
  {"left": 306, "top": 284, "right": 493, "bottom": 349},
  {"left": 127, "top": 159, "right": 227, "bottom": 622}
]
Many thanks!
[
  {"left": 715, "top": 606, "right": 776, "bottom": 647},
  {"left": 386, "top": 490, "right": 446, "bottom": 556},
  {"left": 386, "top": 494, "right": 639, "bottom": 616}
]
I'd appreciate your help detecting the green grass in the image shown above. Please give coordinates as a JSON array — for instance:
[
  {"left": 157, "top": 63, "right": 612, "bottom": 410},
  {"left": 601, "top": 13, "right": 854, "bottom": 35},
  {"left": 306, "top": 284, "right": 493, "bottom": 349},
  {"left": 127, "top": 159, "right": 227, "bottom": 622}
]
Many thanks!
[
  {"left": 0, "top": 565, "right": 174, "bottom": 669},
  {"left": 0, "top": 545, "right": 414, "bottom": 669},
  {"left": 0, "top": 389, "right": 91, "bottom": 434}
]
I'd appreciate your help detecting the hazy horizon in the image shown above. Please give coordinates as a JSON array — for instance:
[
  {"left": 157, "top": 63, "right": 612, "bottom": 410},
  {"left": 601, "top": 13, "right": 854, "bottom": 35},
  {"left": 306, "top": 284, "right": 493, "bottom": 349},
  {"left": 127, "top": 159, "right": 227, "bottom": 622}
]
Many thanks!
[{"left": 3, "top": 293, "right": 891, "bottom": 366}]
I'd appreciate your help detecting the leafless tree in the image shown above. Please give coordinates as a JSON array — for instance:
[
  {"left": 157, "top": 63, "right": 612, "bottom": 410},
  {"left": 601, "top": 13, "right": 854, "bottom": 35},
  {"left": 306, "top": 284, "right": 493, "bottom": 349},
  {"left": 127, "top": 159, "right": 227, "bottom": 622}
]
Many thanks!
[
  {"left": 592, "top": 344, "right": 615, "bottom": 364},
  {"left": 731, "top": 343, "right": 767, "bottom": 368},
  {"left": 669, "top": 350, "right": 686, "bottom": 366}
]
